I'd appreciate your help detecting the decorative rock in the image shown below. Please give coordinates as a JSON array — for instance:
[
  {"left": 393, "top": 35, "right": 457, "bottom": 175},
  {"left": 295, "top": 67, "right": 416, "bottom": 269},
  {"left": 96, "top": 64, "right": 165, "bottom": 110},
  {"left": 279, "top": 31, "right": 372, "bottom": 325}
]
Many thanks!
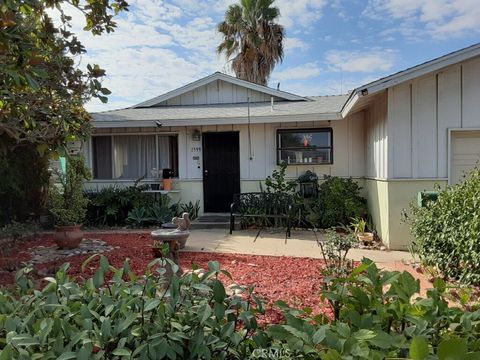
[{"left": 27, "top": 239, "right": 114, "bottom": 266}]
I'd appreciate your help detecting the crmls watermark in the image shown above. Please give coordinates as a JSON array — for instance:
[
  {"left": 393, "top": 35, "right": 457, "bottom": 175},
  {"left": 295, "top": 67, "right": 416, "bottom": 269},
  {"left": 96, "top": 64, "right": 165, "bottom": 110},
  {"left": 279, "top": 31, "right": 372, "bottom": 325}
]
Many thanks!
[{"left": 251, "top": 348, "right": 292, "bottom": 359}]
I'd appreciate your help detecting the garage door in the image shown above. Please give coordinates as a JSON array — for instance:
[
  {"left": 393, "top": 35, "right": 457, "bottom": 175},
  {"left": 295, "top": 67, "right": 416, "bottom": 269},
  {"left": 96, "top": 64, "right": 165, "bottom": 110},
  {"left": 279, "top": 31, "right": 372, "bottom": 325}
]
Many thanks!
[{"left": 451, "top": 130, "right": 480, "bottom": 184}]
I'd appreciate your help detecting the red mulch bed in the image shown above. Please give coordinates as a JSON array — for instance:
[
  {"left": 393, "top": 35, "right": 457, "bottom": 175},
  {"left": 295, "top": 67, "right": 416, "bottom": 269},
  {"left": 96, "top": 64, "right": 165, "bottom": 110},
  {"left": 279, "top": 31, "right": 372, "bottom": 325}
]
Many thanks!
[{"left": 0, "top": 232, "right": 331, "bottom": 323}]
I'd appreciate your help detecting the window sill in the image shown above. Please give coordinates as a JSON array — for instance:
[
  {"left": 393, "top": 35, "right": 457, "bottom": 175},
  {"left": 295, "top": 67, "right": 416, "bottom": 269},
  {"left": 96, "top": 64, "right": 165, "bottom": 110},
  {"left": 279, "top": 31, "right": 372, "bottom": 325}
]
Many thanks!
[
  {"left": 87, "top": 179, "right": 179, "bottom": 182},
  {"left": 280, "top": 163, "right": 333, "bottom": 166},
  {"left": 143, "top": 190, "right": 180, "bottom": 194}
]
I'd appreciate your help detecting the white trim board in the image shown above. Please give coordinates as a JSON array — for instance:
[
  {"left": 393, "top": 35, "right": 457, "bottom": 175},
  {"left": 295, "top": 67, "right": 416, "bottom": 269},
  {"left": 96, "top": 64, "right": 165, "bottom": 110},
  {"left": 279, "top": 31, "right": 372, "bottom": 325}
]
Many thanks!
[{"left": 92, "top": 112, "right": 343, "bottom": 128}]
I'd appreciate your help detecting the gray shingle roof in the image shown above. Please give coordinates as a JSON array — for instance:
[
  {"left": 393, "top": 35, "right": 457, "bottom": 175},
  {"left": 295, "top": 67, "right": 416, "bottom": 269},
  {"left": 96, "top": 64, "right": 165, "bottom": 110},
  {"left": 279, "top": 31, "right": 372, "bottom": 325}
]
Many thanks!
[{"left": 92, "top": 95, "right": 348, "bottom": 125}]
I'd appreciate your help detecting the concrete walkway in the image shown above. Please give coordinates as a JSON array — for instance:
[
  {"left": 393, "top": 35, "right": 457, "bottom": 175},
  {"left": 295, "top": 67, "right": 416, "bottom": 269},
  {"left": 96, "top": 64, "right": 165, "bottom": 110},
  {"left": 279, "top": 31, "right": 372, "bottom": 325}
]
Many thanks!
[{"left": 181, "top": 228, "right": 413, "bottom": 265}]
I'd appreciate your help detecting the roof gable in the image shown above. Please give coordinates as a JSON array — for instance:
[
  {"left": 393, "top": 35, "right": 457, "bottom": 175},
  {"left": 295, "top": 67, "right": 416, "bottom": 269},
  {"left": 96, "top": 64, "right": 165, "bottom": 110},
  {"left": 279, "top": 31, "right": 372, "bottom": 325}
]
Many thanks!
[{"left": 133, "top": 72, "right": 307, "bottom": 108}]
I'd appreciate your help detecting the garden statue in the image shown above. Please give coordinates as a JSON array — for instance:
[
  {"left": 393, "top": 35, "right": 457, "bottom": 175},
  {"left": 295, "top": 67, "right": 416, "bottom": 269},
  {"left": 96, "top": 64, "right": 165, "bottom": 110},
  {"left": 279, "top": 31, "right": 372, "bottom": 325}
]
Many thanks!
[
  {"left": 172, "top": 212, "right": 191, "bottom": 233},
  {"left": 151, "top": 212, "right": 191, "bottom": 258},
  {"left": 151, "top": 212, "right": 191, "bottom": 282}
]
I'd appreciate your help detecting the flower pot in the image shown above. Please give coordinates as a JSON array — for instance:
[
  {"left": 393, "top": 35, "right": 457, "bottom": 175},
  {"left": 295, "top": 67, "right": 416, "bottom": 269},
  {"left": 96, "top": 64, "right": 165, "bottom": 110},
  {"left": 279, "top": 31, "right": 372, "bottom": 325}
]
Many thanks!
[
  {"left": 54, "top": 225, "right": 83, "bottom": 249},
  {"left": 357, "top": 232, "right": 374, "bottom": 244},
  {"left": 163, "top": 178, "right": 173, "bottom": 191}
]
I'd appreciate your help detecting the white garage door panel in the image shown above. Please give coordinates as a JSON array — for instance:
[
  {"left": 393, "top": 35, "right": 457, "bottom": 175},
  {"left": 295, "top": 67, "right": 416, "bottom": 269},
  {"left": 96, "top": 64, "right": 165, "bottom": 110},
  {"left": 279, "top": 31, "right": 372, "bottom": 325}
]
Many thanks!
[{"left": 451, "top": 131, "right": 480, "bottom": 184}]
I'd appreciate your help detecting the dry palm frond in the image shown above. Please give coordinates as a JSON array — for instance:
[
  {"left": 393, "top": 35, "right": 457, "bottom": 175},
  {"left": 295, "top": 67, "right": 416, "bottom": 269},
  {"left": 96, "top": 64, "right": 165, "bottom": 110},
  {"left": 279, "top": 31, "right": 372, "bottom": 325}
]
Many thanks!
[{"left": 217, "top": 0, "right": 284, "bottom": 85}]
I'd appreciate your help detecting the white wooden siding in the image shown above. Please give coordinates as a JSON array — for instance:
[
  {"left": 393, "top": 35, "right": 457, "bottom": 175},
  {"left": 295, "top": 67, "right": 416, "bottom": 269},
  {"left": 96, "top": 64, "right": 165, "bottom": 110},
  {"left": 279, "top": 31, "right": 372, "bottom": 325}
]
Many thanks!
[
  {"left": 91, "top": 114, "right": 365, "bottom": 182},
  {"left": 365, "top": 92, "right": 388, "bottom": 179},
  {"left": 230, "top": 115, "right": 365, "bottom": 180},
  {"left": 387, "top": 56, "right": 480, "bottom": 179},
  {"left": 156, "top": 80, "right": 284, "bottom": 106}
]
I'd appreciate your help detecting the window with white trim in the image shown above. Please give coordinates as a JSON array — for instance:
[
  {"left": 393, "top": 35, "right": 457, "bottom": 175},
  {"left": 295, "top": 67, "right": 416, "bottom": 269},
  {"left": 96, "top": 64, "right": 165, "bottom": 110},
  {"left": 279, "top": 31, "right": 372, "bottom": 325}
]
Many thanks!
[
  {"left": 277, "top": 128, "right": 333, "bottom": 165},
  {"left": 92, "top": 135, "right": 178, "bottom": 180}
]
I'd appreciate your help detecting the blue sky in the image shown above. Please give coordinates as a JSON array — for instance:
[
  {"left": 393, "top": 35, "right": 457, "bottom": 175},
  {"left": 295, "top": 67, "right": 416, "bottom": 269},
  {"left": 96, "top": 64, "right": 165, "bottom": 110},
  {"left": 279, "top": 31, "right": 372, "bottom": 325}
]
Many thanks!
[{"left": 61, "top": 0, "right": 480, "bottom": 112}]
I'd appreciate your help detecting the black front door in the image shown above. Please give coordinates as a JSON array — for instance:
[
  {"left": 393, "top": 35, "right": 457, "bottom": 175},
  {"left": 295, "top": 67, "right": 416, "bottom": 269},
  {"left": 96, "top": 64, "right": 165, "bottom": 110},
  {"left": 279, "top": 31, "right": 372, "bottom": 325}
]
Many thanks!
[{"left": 203, "top": 132, "right": 240, "bottom": 212}]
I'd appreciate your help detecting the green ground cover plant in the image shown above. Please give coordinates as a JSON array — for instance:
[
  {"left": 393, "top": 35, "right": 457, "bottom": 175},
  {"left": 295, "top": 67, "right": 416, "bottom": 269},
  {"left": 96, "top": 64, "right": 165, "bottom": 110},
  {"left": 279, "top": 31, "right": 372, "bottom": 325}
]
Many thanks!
[
  {"left": 0, "top": 257, "right": 261, "bottom": 359},
  {"left": 1, "top": 253, "right": 479, "bottom": 359},
  {"left": 408, "top": 166, "right": 480, "bottom": 285}
]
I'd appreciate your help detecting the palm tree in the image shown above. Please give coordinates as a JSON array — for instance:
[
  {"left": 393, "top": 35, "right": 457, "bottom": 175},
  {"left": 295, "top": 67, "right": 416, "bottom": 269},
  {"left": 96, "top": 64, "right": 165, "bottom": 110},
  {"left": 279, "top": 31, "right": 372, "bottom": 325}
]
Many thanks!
[{"left": 217, "top": 0, "right": 285, "bottom": 86}]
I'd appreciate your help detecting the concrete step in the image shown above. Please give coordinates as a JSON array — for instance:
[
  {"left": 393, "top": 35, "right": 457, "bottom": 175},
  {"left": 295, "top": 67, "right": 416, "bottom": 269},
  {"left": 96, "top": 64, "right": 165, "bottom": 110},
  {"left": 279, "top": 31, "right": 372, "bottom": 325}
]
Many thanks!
[{"left": 190, "top": 214, "right": 239, "bottom": 230}]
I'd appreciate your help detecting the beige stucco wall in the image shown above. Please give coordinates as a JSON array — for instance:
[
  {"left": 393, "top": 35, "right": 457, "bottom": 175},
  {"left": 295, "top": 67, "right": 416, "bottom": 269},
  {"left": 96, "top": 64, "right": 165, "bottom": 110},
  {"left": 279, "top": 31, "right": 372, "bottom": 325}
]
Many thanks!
[
  {"left": 364, "top": 179, "right": 448, "bottom": 250},
  {"left": 364, "top": 179, "right": 390, "bottom": 246},
  {"left": 386, "top": 180, "right": 447, "bottom": 250}
]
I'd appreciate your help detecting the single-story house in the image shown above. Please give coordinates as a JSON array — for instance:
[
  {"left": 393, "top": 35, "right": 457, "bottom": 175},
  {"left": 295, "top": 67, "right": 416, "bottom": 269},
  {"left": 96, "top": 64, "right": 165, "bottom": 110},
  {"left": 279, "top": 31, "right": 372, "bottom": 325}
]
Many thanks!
[{"left": 86, "top": 43, "right": 480, "bottom": 250}]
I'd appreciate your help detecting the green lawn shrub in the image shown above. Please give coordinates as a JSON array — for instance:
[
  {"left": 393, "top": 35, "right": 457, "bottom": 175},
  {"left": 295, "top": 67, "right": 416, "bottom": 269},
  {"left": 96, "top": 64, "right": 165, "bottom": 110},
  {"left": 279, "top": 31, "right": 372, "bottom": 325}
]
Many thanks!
[
  {"left": 409, "top": 166, "right": 480, "bottom": 285},
  {"left": 306, "top": 176, "right": 368, "bottom": 228},
  {"left": 1, "top": 258, "right": 479, "bottom": 359},
  {"left": 267, "top": 259, "right": 480, "bottom": 359},
  {"left": 0, "top": 258, "right": 261, "bottom": 359},
  {"left": 85, "top": 186, "right": 200, "bottom": 228},
  {"left": 84, "top": 185, "right": 154, "bottom": 227}
]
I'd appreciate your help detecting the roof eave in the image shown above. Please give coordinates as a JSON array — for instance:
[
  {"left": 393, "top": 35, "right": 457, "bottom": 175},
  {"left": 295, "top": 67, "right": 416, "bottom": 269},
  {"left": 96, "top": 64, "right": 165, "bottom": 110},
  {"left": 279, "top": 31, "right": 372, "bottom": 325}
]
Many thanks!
[
  {"left": 359, "top": 42, "right": 480, "bottom": 97},
  {"left": 91, "top": 112, "right": 342, "bottom": 128},
  {"left": 341, "top": 42, "right": 480, "bottom": 118}
]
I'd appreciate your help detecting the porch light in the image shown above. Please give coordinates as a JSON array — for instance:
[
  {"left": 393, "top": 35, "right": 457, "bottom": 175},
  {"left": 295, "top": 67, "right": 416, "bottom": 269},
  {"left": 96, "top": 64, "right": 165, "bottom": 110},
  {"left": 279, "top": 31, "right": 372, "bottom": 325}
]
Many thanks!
[{"left": 192, "top": 129, "right": 201, "bottom": 141}]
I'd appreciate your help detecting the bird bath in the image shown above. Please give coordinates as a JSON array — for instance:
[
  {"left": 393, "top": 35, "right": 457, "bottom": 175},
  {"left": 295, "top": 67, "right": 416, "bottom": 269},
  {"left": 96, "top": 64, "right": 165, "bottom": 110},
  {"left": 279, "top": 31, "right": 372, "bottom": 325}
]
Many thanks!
[{"left": 151, "top": 212, "right": 191, "bottom": 259}]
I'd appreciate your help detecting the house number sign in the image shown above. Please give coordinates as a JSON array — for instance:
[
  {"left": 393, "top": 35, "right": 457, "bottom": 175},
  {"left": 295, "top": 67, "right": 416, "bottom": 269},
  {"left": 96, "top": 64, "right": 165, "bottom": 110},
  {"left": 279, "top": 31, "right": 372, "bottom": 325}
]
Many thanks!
[{"left": 191, "top": 146, "right": 201, "bottom": 152}]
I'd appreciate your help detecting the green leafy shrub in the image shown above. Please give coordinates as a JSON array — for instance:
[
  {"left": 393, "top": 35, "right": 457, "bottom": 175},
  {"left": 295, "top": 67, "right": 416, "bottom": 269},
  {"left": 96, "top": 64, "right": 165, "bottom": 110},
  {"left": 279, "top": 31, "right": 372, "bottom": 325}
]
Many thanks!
[
  {"left": 85, "top": 186, "right": 190, "bottom": 227},
  {"left": 0, "top": 139, "right": 51, "bottom": 226},
  {"left": 3, "top": 258, "right": 480, "bottom": 359},
  {"left": 84, "top": 184, "right": 152, "bottom": 226},
  {"left": 264, "top": 161, "right": 297, "bottom": 194},
  {"left": 49, "top": 156, "right": 91, "bottom": 226},
  {"left": 265, "top": 259, "right": 480, "bottom": 359},
  {"left": 409, "top": 167, "right": 480, "bottom": 285},
  {"left": 125, "top": 195, "right": 204, "bottom": 228},
  {"left": 319, "top": 229, "right": 357, "bottom": 277},
  {"left": 0, "top": 258, "right": 262, "bottom": 359},
  {"left": 306, "top": 176, "right": 367, "bottom": 228}
]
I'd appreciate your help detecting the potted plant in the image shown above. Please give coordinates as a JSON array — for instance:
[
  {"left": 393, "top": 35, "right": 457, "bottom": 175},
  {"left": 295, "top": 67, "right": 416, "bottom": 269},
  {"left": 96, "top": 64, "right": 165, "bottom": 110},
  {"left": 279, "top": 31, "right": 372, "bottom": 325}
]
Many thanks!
[
  {"left": 49, "top": 156, "right": 91, "bottom": 249},
  {"left": 351, "top": 217, "right": 374, "bottom": 244}
]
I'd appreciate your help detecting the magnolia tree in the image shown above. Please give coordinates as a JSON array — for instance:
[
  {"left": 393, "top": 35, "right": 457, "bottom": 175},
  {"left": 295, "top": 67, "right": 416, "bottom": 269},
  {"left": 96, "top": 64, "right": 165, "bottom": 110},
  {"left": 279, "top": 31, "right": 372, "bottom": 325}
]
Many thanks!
[{"left": 0, "top": 0, "right": 128, "bottom": 224}]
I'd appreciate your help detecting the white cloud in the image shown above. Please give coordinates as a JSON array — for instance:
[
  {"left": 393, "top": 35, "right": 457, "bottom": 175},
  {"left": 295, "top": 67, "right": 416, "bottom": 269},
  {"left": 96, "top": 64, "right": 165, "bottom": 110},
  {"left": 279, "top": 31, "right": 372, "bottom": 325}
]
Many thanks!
[
  {"left": 46, "top": 0, "right": 332, "bottom": 112},
  {"left": 325, "top": 49, "right": 396, "bottom": 73},
  {"left": 271, "top": 63, "right": 321, "bottom": 82},
  {"left": 364, "top": 0, "right": 480, "bottom": 38},
  {"left": 284, "top": 37, "right": 310, "bottom": 53},
  {"left": 129, "top": 0, "right": 183, "bottom": 22},
  {"left": 47, "top": 1, "right": 228, "bottom": 112},
  {"left": 275, "top": 0, "right": 327, "bottom": 28}
]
